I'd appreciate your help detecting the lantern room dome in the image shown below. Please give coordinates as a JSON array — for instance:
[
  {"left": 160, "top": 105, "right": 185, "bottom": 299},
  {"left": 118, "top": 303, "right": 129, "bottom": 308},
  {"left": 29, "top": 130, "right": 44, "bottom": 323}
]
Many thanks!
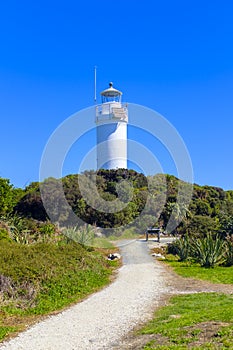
[{"left": 100, "top": 82, "right": 122, "bottom": 103}]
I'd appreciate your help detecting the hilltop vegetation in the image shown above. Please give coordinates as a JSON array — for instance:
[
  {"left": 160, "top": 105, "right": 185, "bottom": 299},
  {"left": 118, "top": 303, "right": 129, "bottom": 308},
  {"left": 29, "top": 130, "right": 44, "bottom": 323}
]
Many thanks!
[
  {"left": 2, "top": 168, "right": 233, "bottom": 269},
  {"left": 1, "top": 169, "right": 233, "bottom": 240}
]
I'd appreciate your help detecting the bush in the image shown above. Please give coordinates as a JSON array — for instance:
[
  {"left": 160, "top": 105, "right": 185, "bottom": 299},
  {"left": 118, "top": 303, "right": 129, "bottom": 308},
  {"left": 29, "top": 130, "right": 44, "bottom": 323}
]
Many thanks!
[
  {"left": 167, "top": 235, "right": 190, "bottom": 261},
  {"left": 0, "top": 229, "right": 12, "bottom": 242},
  {"left": 62, "top": 225, "right": 94, "bottom": 246},
  {"left": 191, "top": 233, "right": 226, "bottom": 268},
  {"left": 167, "top": 233, "right": 231, "bottom": 268},
  {"left": 224, "top": 236, "right": 233, "bottom": 267}
]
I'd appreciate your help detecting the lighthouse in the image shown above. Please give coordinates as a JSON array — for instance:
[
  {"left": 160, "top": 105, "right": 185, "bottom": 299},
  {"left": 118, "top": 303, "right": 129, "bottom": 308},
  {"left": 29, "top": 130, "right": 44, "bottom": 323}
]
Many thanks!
[{"left": 95, "top": 82, "right": 128, "bottom": 169}]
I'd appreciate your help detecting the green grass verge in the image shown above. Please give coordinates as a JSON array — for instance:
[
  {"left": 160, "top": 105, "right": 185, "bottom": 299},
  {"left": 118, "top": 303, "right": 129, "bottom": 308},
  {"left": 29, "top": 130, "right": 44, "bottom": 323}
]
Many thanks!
[
  {"left": 108, "top": 228, "right": 139, "bottom": 241},
  {"left": 141, "top": 293, "right": 233, "bottom": 349},
  {"left": 0, "top": 327, "right": 17, "bottom": 341},
  {"left": 165, "top": 255, "right": 233, "bottom": 284},
  {"left": 0, "top": 240, "right": 117, "bottom": 341},
  {"left": 91, "top": 237, "right": 116, "bottom": 249}
]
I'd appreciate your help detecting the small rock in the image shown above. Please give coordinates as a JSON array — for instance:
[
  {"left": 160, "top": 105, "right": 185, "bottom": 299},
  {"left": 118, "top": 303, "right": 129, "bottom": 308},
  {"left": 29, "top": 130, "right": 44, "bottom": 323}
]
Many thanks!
[
  {"left": 170, "top": 314, "right": 181, "bottom": 319},
  {"left": 108, "top": 253, "right": 121, "bottom": 260},
  {"left": 151, "top": 253, "right": 165, "bottom": 259}
]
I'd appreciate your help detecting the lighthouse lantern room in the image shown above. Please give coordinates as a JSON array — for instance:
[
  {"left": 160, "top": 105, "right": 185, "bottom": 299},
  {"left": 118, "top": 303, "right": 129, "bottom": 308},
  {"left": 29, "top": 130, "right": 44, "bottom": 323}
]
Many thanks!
[{"left": 95, "top": 82, "right": 128, "bottom": 170}]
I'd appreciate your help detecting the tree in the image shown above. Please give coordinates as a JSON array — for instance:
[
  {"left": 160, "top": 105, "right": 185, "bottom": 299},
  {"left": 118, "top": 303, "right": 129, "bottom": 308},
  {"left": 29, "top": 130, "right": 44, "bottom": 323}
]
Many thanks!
[
  {"left": 182, "top": 215, "right": 219, "bottom": 238},
  {"left": 219, "top": 215, "right": 233, "bottom": 238},
  {"left": 0, "top": 177, "right": 14, "bottom": 215}
]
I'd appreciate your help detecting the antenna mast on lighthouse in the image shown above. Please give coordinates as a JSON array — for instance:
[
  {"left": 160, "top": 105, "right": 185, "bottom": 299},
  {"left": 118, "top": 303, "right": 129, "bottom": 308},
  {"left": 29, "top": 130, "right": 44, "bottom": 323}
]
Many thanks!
[{"left": 94, "top": 66, "right": 97, "bottom": 103}]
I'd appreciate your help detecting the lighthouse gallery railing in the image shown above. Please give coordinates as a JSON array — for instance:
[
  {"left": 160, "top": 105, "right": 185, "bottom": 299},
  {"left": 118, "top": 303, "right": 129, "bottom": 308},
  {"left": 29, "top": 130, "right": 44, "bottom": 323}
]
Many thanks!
[{"left": 95, "top": 103, "right": 128, "bottom": 123}]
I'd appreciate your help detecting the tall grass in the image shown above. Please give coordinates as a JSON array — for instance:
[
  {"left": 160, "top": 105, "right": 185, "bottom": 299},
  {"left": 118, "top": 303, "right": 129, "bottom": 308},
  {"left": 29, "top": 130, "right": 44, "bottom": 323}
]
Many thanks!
[
  {"left": 168, "top": 233, "right": 233, "bottom": 268},
  {"left": 191, "top": 233, "right": 226, "bottom": 268},
  {"left": 62, "top": 224, "right": 94, "bottom": 246},
  {"left": 169, "top": 234, "right": 190, "bottom": 262}
]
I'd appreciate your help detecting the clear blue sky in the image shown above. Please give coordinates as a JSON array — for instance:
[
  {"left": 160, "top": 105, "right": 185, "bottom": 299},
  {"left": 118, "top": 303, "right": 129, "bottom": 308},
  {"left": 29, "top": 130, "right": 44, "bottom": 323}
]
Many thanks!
[{"left": 0, "top": 0, "right": 233, "bottom": 189}]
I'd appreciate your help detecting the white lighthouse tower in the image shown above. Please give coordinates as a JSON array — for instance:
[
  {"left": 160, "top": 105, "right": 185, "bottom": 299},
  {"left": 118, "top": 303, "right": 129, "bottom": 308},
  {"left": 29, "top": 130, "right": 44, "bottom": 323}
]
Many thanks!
[{"left": 95, "top": 82, "right": 128, "bottom": 169}]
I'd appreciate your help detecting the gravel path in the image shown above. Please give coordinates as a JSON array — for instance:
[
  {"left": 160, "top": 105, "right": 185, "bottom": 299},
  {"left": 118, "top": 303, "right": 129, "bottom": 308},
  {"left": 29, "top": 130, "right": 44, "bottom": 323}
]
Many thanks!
[{"left": 0, "top": 240, "right": 169, "bottom": 350}]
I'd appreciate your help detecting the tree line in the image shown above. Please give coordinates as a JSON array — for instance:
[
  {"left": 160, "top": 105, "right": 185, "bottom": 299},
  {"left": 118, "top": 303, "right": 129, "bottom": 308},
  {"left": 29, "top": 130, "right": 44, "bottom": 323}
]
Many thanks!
[{"left": 1, "top": 169, "right": 233, "bottom": 239}]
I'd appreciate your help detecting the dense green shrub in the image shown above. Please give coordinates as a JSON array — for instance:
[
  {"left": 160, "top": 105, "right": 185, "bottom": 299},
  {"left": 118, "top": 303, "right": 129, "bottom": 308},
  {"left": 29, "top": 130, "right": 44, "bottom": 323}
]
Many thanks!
[
  {"left": 3, "top": 170, "right": 233, "bottom": 240},
  {"left": 168, "top": 233, "right": 229, "bottom": 268},
  {"left": 0, "top": 178, "right": 14, "bottom": 215},
  {"left": 62, "top": 225, "right": 95, "bottom": 246},
  {"left": 224, "top": 237, "right": 233, "bottom": 267},
  {"left": 191, "top": 233, "right": 226, "bottom": 268},
  {"left": 0, "top": 229, "right": 11, "bottom": 242},
  {"left": 167, "top": 235, "right": 190, "bottom": 261},
  {"left": 180, "top": 215, "right": 220, "bottom": 238}
]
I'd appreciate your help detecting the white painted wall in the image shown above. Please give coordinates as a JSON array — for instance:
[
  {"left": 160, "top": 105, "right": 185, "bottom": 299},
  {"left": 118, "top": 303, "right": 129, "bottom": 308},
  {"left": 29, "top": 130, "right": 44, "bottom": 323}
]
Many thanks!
[{"left": 96, "top": 121, "right": 127, "bottom": 169}]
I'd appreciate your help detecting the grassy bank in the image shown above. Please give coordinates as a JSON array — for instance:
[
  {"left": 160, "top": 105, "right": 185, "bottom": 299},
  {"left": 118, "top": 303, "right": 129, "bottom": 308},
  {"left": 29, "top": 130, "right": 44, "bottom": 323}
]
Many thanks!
[
  {"left": 141, "top": 293, "right": 233, "bottom": 349},
  {"left": 165, "top": 255, "right": 233, "bottom": 284},
  {"left": 135, "top": 252, "right": 233, "bottom": 349},
  {"left": 0, "top": 240, "right": 118, "bottom": 341}
]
